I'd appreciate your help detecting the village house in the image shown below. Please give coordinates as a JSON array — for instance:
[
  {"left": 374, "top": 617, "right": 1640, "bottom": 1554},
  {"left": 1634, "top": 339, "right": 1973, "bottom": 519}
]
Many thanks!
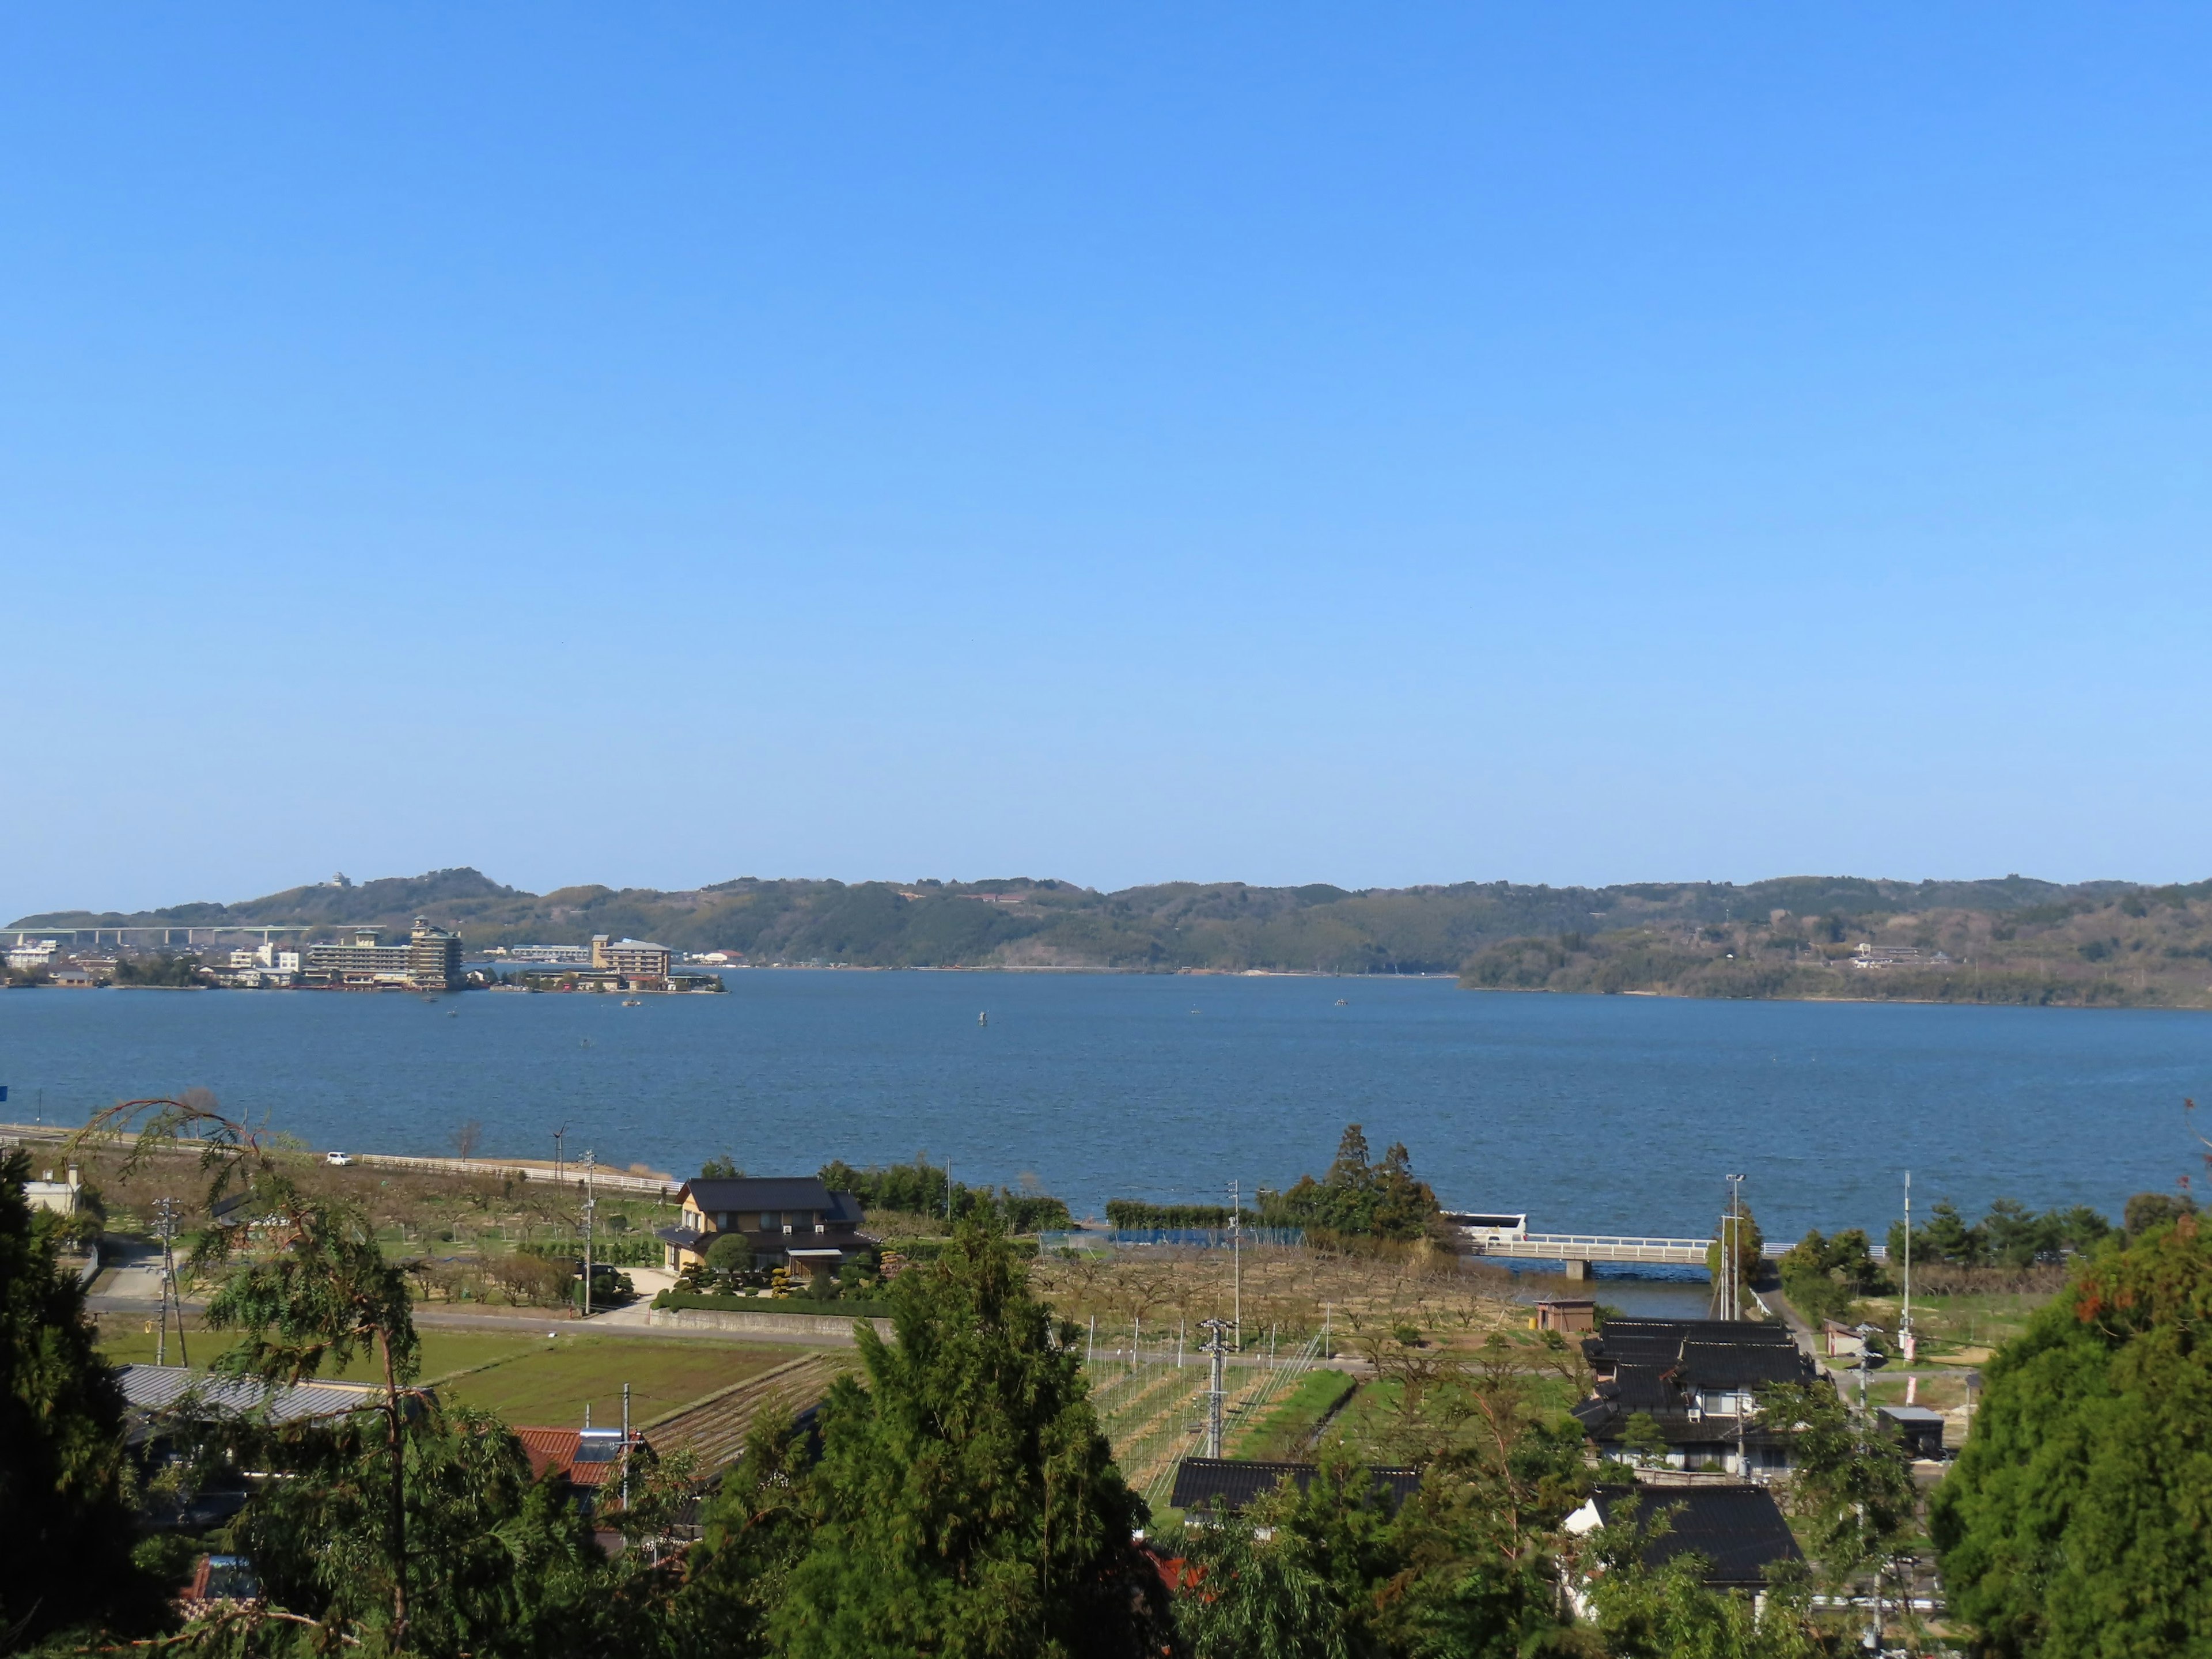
[
  {"left": 1571, "top": 1318, "right": 1817, "bottom": 1473},
  {"left": 656, "top": 1174, "right": 872, "bottom": 1283},
  {"left": 1563, "top": 1483, "right": 1804, "bottom": 1614}
]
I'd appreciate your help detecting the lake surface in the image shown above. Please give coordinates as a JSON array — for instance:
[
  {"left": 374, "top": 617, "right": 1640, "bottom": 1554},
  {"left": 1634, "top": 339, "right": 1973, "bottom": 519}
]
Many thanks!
[{"left": 1, "top": 972, "right": 2206, "bottom": 1241}]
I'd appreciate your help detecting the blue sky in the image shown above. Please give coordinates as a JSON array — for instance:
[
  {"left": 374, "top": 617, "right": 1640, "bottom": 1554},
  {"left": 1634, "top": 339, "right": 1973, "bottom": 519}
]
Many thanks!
[{"left": 5, "top": 6, "right": 2210, "bottom": 917}]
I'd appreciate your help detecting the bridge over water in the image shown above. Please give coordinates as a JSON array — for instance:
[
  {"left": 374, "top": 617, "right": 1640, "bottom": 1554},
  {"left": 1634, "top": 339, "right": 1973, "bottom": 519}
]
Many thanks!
[{"left": 1461, "top": 1229, "right": 1888, "bottom": 1278}]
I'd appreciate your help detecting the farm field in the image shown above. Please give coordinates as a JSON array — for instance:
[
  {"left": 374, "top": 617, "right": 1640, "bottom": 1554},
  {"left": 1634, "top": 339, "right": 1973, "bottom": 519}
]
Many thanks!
[
  {"left": 438, "top": 1335, "right": 801, "bottom": 1426},
  {"left": 93, "top": 1313, "right": 801, "bottom": 1430}
]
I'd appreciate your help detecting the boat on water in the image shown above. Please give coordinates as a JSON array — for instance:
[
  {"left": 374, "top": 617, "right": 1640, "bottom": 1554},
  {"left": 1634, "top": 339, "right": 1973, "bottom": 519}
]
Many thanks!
[{"left": 622, "top": 998, "right": 643, "bottom": 1007}]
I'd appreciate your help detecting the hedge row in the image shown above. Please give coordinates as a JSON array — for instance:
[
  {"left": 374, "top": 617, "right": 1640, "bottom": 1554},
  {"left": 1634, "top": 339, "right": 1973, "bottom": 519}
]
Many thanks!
[{"left": 650, "top": 1290, "right": 893, "bottom": 1319}]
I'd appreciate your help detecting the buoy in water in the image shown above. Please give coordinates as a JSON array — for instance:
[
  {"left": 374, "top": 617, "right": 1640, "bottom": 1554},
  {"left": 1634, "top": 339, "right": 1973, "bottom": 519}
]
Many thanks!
[{"left": 978, "top": 1011, "right": 987, "bottom": 1027}]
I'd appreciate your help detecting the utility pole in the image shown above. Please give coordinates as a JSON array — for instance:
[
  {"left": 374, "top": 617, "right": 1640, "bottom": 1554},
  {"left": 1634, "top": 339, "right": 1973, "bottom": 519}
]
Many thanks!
[
  {"left": 1725, "top": 1173, "right": 1747, "bottom": 1321},
  {"left": 1200, "top": 1317, "right": 1230, "bottom": 1456},
  {"left": 154, "top": 1197, "right": 185, "bottom": 1367},
  {"left": 1230, "top": 1179, "right": 1242, "bottom": 1353},
  {"left": 554, "top": 1124, "right": 567, "bottom": 1187},
  {"left": 621, "top": 1381, "right": 632, "bottom": 1509},
  {"left": 1900, "top": 1172, "right": 1915, "bottom": 1362},
  {"left": 581, "top": 1150, "right": 597, "bottom": 1318}
]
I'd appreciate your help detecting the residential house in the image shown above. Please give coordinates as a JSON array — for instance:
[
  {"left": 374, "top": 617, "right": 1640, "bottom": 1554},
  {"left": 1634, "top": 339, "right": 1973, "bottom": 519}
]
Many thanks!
[
  {"left": 516, "top": 1425, "right": 647, "bottom": 1517},
  {"left": 1168, "top": 1456, "right": 1423, "bottom": 1518},
  {"left": 1573, "top": 1319, "right": 1816, "bottom": 1473},
  {"left": 657, "top": 1175, "right": 872, "bottom": 1282},
  {"left": 1564, "top": 1483, "right": 1804, "bottom": 1611},
  {"left": 26, "top": 1165, "right": 84, "bottom": 1214}
]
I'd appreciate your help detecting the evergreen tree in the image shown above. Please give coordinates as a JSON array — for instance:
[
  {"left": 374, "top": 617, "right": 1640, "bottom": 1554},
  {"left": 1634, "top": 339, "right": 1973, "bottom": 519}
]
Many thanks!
[
  {"left": 1933, "top": 1211, "right": 2212, "bottom": 1654},
  {"left": 0, "top": 1149, "right": 154, "bottom": 1646},
  {"left": 1756, "top": 1382, "right": 1914, "bottom": 1588},
  {"left": 770, "top": 1217, "right": 1165, "bottom": 1658}
]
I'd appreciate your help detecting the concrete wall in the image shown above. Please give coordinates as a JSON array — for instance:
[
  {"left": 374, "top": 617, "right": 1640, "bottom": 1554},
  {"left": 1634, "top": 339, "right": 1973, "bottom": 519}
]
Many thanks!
[{"left": 646, "top": 1306, "right": 895, "bottom": 1342}]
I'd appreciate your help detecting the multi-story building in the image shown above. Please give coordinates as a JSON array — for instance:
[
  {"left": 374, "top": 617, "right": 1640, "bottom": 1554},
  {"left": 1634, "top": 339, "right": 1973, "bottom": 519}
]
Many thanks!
[
  {"left": 511, "top": 944, "right": 592, "bottom": 964},
  {"left": 305, "top": 918, "right": 464, "bottom": 991},
  {"left": 591, "top": 934, "right": 671, "bottom": 982}
]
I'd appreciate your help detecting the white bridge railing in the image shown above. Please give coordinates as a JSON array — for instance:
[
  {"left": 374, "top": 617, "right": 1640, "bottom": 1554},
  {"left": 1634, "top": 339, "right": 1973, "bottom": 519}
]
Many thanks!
[{"left": 1469, "top": 1232, "right": 1713, "bottom": 1264}]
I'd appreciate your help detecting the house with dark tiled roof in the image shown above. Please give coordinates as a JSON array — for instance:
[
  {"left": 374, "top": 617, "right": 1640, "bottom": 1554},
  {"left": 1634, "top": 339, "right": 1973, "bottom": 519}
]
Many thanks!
[
  {"left": 1169, "top": 1456, "right": 1422, "bottom": 1518},
  {"left": 1565, "top": 1483, "right": 1804, "bottom": 1610},
  {"left": 656, "top": 1175, "right": 872, "bottom": 1283},
  {"left": 1572, "top": 1319, "right": 1816, "bottom": 1473}
]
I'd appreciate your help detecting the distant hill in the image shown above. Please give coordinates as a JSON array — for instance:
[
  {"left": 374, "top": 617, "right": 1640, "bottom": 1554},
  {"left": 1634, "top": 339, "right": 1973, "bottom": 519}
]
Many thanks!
[{"left": 17, "top": 868, "right": 2212, "bottom": 1006}]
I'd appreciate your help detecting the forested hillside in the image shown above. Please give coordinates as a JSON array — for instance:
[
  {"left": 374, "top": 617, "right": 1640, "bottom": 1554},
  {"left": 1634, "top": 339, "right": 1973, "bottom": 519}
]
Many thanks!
[{"left": 21, "top": 868, "right": 2212, "bottom": 1004}]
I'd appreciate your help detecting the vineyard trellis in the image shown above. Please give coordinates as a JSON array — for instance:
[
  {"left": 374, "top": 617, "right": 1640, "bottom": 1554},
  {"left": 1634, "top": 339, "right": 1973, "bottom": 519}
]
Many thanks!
[{"left": 1081, "top": 1320, "right": 1332, "bottom": 1509}]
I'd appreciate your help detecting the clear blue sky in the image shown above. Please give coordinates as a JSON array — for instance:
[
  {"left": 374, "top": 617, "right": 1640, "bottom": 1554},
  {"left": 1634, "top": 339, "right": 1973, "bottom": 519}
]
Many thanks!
[{"left": 6, "top": 6, "right": 2210, "bottom": 918}]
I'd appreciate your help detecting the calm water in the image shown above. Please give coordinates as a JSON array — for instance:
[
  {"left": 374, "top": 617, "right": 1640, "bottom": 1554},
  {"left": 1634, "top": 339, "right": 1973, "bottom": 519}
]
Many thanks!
[{"left": 1, "top": 972, "right": 2206, "bottom": 1242}]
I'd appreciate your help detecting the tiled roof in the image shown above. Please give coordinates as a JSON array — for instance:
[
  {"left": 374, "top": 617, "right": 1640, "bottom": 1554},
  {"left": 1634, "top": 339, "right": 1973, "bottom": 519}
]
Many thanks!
[
  {"left": 1676, "top": 1343, "right": 1815, "bottom": 1388},
  {"left": 514, "top": 1427, "right": 639, "bottom": 1488},
  {"left": 1588, "top": 1484, "right": 1803, "bottom": 1586},
  {"left": 1585, "top": 1319, "right": 1796, "bottom": 1365},
  {"left": 679, "top": 1177, "right": 840, "bottom": 1211},
  {"left": 1169, "top": 1457, "right": 1421, "bottom": 1515}
]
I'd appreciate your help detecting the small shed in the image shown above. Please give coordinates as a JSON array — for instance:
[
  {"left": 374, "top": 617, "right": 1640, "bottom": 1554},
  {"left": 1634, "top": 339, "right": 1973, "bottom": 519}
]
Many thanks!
[
  {"left": 1533, "top": 1297, "right": 1598, "bottom": 1334},
  {"left": 1878, "top": 1404, "right": 1947, "bottom": 1460}
]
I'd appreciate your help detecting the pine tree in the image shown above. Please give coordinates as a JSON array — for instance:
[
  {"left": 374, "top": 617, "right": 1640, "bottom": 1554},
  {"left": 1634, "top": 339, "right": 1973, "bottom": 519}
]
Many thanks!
[{"left": 770, "top": 1217, "right": 1165, "bottom": 1657}]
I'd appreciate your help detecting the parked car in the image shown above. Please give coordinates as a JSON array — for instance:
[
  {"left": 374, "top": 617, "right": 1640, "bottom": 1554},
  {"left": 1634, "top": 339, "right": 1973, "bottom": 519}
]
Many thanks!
[{"left": 325, "top": 1152, "right": 354, "bottom": 1168}]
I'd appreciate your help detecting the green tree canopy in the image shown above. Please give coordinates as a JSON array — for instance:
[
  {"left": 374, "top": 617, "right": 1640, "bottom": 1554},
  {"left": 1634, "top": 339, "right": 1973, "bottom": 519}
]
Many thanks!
[
  {"left": 704, "top": 1231, "right": 756, "bottom": 1275},
  {"left": 770, "top": 1217, "right": 1163, "bottom": 1657},
  {"left": 1933, "top": 1211, "right": 2212, "bottom": 1655},
  {"left": 1258, "top": 1124, "right": 1442, "bottom": 1242},
  {"left": 0, "top": 1149, "right": 154, "bottom": 1646}
]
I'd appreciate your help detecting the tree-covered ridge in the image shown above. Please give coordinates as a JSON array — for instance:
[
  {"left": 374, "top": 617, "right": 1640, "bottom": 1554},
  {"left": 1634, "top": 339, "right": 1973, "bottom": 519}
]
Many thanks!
[
  {"left": 21, "top": 867, "right": 2205, "bottom": 984},
  {"left": 1460, "top": 881, "right": 2212, "bottom": 1008}
]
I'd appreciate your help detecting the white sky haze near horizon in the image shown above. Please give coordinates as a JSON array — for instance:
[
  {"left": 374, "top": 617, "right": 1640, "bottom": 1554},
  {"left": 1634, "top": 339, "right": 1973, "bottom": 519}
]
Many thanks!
[{"left": 5, "top": 7, "right": 2211, "bottom": 919}]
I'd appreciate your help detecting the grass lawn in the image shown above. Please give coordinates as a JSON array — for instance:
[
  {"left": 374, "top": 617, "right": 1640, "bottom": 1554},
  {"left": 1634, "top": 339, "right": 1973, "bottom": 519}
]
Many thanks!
[
  {"left": 1859, "top": 1290, "right": 2055, "bottom": 1356},
  {"left": 1868, "top": 1372, "right": 1971, "bottom": 1410},
  {"left": 438, "top": 1336, "right": 802, "bottom": 1428},
  {"left": 1232, "top": 1367, "right": 1357, "bottom": 1460}
]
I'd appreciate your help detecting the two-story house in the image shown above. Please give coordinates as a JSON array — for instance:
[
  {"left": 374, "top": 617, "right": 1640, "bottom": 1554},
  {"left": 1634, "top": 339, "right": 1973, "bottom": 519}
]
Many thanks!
[
  {"left": 1571, "top": 1318, "right": 1815, "bottom": 1473},
  {"left": 657, "top": 1175, "right": 872, "bottom": 1283}
]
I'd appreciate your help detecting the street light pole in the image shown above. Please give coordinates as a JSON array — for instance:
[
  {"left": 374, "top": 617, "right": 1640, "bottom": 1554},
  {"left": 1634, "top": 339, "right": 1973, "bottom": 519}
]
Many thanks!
[{"left": 1725, "top": 1173, "right": 1748, "bottom": 1321}]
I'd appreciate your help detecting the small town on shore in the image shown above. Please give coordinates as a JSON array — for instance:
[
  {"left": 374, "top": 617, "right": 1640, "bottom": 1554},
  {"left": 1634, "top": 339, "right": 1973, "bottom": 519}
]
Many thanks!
[{"left": 3, "top": 914, "right": 725, "bottom": 996}]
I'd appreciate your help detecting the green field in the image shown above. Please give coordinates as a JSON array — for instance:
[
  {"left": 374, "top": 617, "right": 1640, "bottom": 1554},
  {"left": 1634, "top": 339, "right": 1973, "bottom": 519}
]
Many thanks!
[
  {"left": 93, "top": 1315, "right": 800, "bottom": 1429},
  {"left": 1230, "top": 1367, "right": 1357, "bottom": 1460},
  {"left": 441, "top": 1336, "right": 800, "bottom": 1427}
]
